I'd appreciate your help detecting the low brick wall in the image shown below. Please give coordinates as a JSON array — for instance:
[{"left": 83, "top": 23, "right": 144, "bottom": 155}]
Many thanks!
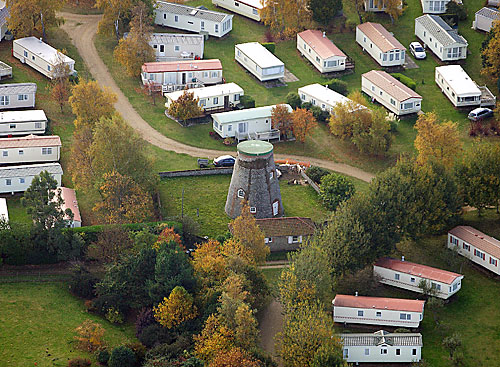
[{"left": 159, "top": 167, "right": 233, "bottom": 178}]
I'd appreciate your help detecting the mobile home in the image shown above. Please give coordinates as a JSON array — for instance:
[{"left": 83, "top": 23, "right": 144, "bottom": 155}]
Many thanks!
[
  {"left": 154, "top": 1, "right": 233, "bottom": 38},
  {"left": 362, "top": 70, "right": 422, "bottom": 116},
  {"left": 0, "top": 83, "right": 37, "bottom": 110},
  {"left": 297, "top": 30, "right": 347, "bottom": 73},
  {"left": 473, "top": 7, "right": 500, "bottom": 33},
  {"left": 0, "top": 163, "right": 62, "bottom": 194},
  {"left": 420, "top": 0, "right": 452, "bottom": 14},
  {"left": 341, "top": 330, "right": 422, "bottom": 364},
  {"left": 0, "top": 1, "right": 8, "bottom": 42},
  {"left": 364, "top": 0, "right": 403, "bottom": 12},
  {"left": 58, "top": 187, "right": 82, "bottom": 228},
  {"left": 298, "top": 83, "right": 363, "bottom": 113},
  {"left": 415, "top": 15, "right": 467, "bottom": 61},
  {"left": 212, "top": 0, "right": 264, "bottom": 21},
  {"left": 374, "top": 257, "right": 463, "bottom": 299},
  {"left": 0, "top": 135, "right": 61, "bottom": 165},
  {"left": 235, "top": 42, "right": 285, "bottom": 82},
  {"left": 333, "top": 294, "right": 425, "bottom": 328},
  {"left": 141, "top": 59, "right": 223, "bottom": 92},
  {"left": 212, "top": 104, "right": 292, "bottom": 141},
  {"left": 448, "top": 226, "right": 500, "bottom": 276},
  {"left": 435, "top": 65, "right": 482, "bottom": 107},
  {"left": 165, "top": 82, "right": 243, "bottom": 112},
  {"left": 0, "top": 110, "right": 47, "bottom": 136},
  {"left": 356, "top": 22, "right": 406, "bottom": 67},
  {"left": 13, "top": 37, "right": 76, "bottom": 79},
  {"left": 0, "top": 197, "right": 8, "bottom": 222},
  {"left": 148, "top": 33, "right": 204, "bottom": 61}
]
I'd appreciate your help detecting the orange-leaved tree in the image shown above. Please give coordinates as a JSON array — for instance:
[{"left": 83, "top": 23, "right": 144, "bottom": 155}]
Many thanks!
[
  {"left": 168, "top": 90, "right": 203, "bottom": 121},
  {"left": 154, "top": 286, "right": 198, "bottom": 329},
  {"left": 291, "top": 108, "right": 317, "bottom": 143},
  {"left": 271, "top": 104, "right": 293, "bottom": 140},
  {"left": 210, "top": 347, "right": 261, "bottom": 367},
  {"left": 153, "top": 225, "right": 183, "bottom": 250},
  {"left": 74, "top": 319, "right": 105, "bottom": 352}
]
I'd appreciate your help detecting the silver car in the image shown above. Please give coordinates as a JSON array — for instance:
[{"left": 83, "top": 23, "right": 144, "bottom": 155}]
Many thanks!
[{"left": 409, "top": 42, "right": 426, "bottom": 60}]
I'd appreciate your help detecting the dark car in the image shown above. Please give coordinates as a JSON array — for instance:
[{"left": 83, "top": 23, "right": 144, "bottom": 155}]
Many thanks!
[
  {"left": 213, "top": 155, "right": 235, "bottom": 167},
  {"left": 468, "top": 107, "right": 494, "bottom": 122}
]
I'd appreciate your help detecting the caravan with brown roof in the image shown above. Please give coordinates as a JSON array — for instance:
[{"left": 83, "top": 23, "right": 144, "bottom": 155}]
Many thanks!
[
  {"left": 356, "top": 22, "right": 406, "bottom": 67},
  {"left": 297, "top": 30, "right": 347, "bottom": 73}
]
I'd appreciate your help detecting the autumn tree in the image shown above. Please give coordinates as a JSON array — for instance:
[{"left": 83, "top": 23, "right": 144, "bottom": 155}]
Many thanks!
[
  {"left": 154, "top": 225, "right": 182, "bottom": 250},
  {"left": 154, "top": 286, "right": 198, "bottom": 329},
  {"left": 376, "top": 0, "right": 403, "bottom": 24},
  {"left": 309, "top": 0, "right": 342, "bottom": 27},
  {"left": 87, "top": 225, "right": 133, "bottom": 263},
  {"left": 194, "top": 314, "right": 235, "bottom": 363},
  {"left": 272, "top": 104, "right": 293, "bottom": 139},
  {"left": 74, "top": 319, "right": 105, "bottom": 352},
  {"left": 414, "top": 112, "right": 462, "bottom": 168},
  {"left": 114, "top": 2, "right": 154, "bottom": 77},
  {"left": 95, "top": 0, "right": 134, "bottom": 39},
  {"left": 6, "top": 0, "right": 63, "bottom": 39},
  {"left": 93, "top": 170, "right": 153, "bottom": 224},
  {"left": 291, "top": 108, "right": 317, "bottom": 143},
  {"left": 50, "top": 51, "right": 72, "bottom": 113},
  {"left": 192, "top": 239, "right": 229, "bottom": 291},
  {"left": 261, "top": 0, "right": 312, "bottom": 36},
  {"left": 168, "top": 90, "right": 203, "bottom": 121},
  {"left": 210, "top": 347, "right": 261, "bottom": 367},
  {"left": 481, "top": 20, "right": 500, "bottom": 80}
]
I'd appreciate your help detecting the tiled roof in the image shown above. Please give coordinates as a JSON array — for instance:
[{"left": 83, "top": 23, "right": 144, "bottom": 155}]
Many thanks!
[
  {"left": 415, "top": 15, "right": 467, "bottom": 47},
  {"left": 341, "top": 330, "right": 422, "bottom": 347},
  {"left": 362, "top": 70, "right": 422, "bottom": 102},
  {"left": 155, "top": 1, "right": 231, "bottom": 23},
  {"left": 58, "top": 187, "right": 81, "bottom": 223},
  {"left": 0, "top": 163, "right": 62, "bottom": 178},
  {"left": 142, "top": 59, "right": 222, "bottom": 73},
  {"left": 476, "top": 7, "right": 500, "bottom": 20},
  {"left": 254, "top": 217, "right": 316, "bottom": 237},
  {"left": 0, "top": 135, "right": 61, "bottom": 149},
  {"left": 0, "top": 82, "right": 37, "bottom": 95},
  {"left": 297, "top": 30, "right": 346, "bottom": 59},
  {"left": 449, "top": 226, "right": 500, "bottom": 259},
  {"left": 374, "top": 258, "right": 462, "bottom": 285},
  {"left": 333, "top": 295, "right": 425, "bottom": 313},
  {"left": 357, "top": 22, "right": 406, "bottom": 52}
]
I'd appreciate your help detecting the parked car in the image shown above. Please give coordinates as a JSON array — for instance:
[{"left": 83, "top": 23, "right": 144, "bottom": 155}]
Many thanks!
[
  {"left": 409, "top": 42, "right": 426, "bottom": 59},
  {"left": 213, "top": 155, "right": 235, "bottom": 167},
  {"left": 468, "top": 107, "right": 494, "bottom": 121}
]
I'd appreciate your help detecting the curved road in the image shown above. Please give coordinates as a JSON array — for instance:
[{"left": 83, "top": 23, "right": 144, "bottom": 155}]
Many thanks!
[{"left": 59, "top": 12, "right": 374, "bottom": 183}]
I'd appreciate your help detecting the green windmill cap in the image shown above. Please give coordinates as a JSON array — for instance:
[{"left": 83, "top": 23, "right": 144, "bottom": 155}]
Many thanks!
[{"left": 237, "top": 140, "right": 274, "bottom": 156}]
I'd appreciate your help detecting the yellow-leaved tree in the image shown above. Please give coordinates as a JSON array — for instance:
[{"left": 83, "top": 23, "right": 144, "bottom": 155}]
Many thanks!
[
  {"left": 376, "top": 0, "right": 404, "bottom": 24},
  {"left": 168, "top": 90, "right": 203, "bottom": 121},
  {"left": 194, "top": 314, "right": 235, "bottom": 363},
  {"left": 191, "top": 239, "right": 229, "bottom": 291},
  {"left": 414, "top": 111, "right": 462, "bottom": 168},
  {"left": 95, "top": 0, "right": 133, "bottom": 39},
  {"left": 260, "top": 0, "right": 312, "bottom": 36},
  {"left": 481, "top": 20, "right": 500, "bottom": 80},
  {"left": 6, "top": 0, "right": 64, "bottom": 39},
  {"left": 154, "top": 286, "right": 198, "bottom": 329}
]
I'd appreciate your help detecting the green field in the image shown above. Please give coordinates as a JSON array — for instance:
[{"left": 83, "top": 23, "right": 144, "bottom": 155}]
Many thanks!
[{"left": 0, "top": 282, "right": 135, "bottom": 367}]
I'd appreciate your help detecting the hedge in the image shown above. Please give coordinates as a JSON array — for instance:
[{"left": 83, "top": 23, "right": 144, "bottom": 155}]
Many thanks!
[
  {"left": 325, "top": 79, "right": 348, "bottom": 96},
  {"left": 261, "top": 42, "right": 276, "bottom": 54},
  {"left": 391, "top": 73, "right": 417, "bottom": 91},
  {"left": 240, "top": 95, "right": 256, "bottom": 109}
]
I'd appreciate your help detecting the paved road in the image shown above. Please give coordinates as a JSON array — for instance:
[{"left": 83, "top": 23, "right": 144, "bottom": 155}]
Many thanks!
[{"left": 59, "top": 12, "right": 375, "bottom": 183}]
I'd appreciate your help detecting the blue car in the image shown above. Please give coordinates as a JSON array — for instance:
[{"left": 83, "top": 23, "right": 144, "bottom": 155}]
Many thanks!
[{"left": 213, "top": 155, "right": 235, "bottom": 167}]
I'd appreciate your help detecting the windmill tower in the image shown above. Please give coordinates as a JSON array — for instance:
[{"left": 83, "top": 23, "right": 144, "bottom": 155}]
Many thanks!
[{"left": 225, "top": 140, "right": 283, "bottom": 219}]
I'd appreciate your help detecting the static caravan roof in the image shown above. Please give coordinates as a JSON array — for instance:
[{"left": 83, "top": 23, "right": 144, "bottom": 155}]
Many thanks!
[
  {"left": 149, "top": 33, "right": 204, "bottom": 45},
  {"left": 0, "top": 162, "right": 63, "bottom": 178},
  {"left": 212, "top": 104, "right": 292, "bottom": 124},
  {"left": 0, "top": 135, "right": 61, "bottom": 149},
  {"left": 341, "top": 330, "right": 422, "bottom": 347},
  {"left": 233, "top": 0, "right": 266, "bottom": 9},
  {"left": 476, "top": 7, "right": 500, "bottom": 20},
  {"left": 155, "top": 1, "right": 232, "bottom": 23},
  {"left": 449, "top": 226, "right": 500, "bottom": 259},
  {"left": 165, "top": 82, "right": 243, "bottom": 101},
  {"left": 298, "top": 30, "right": 346, "bottom": 59},
  {"left": 298, "top": 83, "right": 354, "bottom": 107},
  {"left": 333, "top": 295, "right": 425, "bottom": 313},
  {"left": 142, "top": 59, "right": 222, "bottom": 73},
  {"left": 436, "top": 65, "right": 481, "bottom": 97},
  {"left": 0, "top": 197, "right": 8, "bottom": 222},
  {"left": 416, "top": 15, "right": 467, "bottom": 46},
  {"left": 375, "top": 257, "right": 462, "bottom": 285},
  {"left": 363, "top": 70, "right": 422, "bottom": 102},
  {"left": 236, "top": 42, "right": 284, "bottom": 69},
  {"left": 0, "top": 83, "right": 37, "bottom": 95},
  {"left": 0, "top": 110, "right": 47, "bottom": 124},
  {"left": 0, "top": 1, "right": 8, "bottom": 29},
  {"left": 14, "top": 37, "right": 75, "bottom": 64},
  {"left": 58, "top": 187, "right": 82, "bottom": 223},
  {"left": 357, "top": 22, "right": 406, "bottom": 52}
]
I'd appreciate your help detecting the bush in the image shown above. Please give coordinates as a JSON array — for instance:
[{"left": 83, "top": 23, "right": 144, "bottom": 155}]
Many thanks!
[
  {"left": 125, "top": 342, "right": 147, "bottom": 364},
  {"left": 391, "top": 73, "right": 417, "bottom": 91},
  {"left": 69, "top": 265, "right": 99, "bottom": 299},
  {"left": 326, "top": 79, "right": 348, "bottom": 96},
  {"left": 306, "top": 166, "right": 330, "bottom": 184},
  {"left": 108, "top": 346, "right": 136, "bottom": 367},
  {"left": 261, "top": 42, "right": 275, "bottom": 54},
  {"left": 301, "top": 102, "right": 313, "bottom": 110},
  {"left": 138, "top": 323, "right": 174, "bottom": 349},
  {"left": 319, "top": 173, "right": 356, "bottom": 211},
  {"left": 286, "top": 92, "right": 302, "bottom": 109},
  {"left": 309, "top": 105, "right": 330, "bottom": 123},
  {"left": 240, "top": 95, "right": 255, "bottom": 109},
  {"left": 97, "top": 349, "right": 110, "bottom": 365},
  {"left": 135, "top": 308, "right": 156, "bottom": 338},
  {"left": 446, "top": 2, "right": 467, "bottom": 21},
  {"left": 68, "top": 358, "right": 91, "bottom": 367}
]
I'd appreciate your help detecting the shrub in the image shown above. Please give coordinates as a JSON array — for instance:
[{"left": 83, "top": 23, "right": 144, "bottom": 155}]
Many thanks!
[
  {"left": 69, "top": 265, "right": 99, "bottom": 299},
  {"left": 68, "top": 358, "right": 91, "bottom": 367},
  {"left": 446, "top": 2, "right": 467, "bottom": 21},
  {"left": 286, "top": 92, "right": 302, "bottom": 109},
  {"left": 391, "top": 73, "right": 417, "bottom": 91},
  {"left": 309, "top": 105, "right": 330, "bottom": 123},
  {"left": 108, "top": 346, "right": 136, "bottom": 367},
  {"left": 96, "top": 349, "right": 110, "bottom": 365},
  {"left": 301, "top": 102, "right": 313, "bottom": 110},
  {"left": 105, "top": 307, "right": 124, "bottom": 324},
  {"left": 74, "top": 319, "right": 105, "bottom": 352},
  {"left": 261, "top": 42, "right": 275, "bottom": 54},
  {"left": 138, "top": 324, "right": 174, "bottom": 348},
  {"left": 345, "top": 19, "right": 357, "bottom": 32},
  {"left": 240, "top": 95, "right": 255, "bottom": 109},
  {"left": 306, "top": 166, "right": 330, "bottom": 184},
  {"left": 135, "top": 308, "right": 156, "bottom": 338},
  {"left": 125, "top": 342, "right": 147, "bottom": 364},
  {"left": 319, "top": 173, "right": 356, "bottom": 211},
  {"left": 326, "top": 79, "right": 348, "bottom": 96}
]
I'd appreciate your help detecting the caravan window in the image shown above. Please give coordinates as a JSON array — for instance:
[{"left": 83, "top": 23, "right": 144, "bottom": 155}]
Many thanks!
[
  {"left": 0, "top": 96, "right": 9, "bottom": 106},
  {"left": 215, "top": 24, "right": 219, "bottom": 32},
  {"left": 234, "top": 94, "right": 240, "bottom": 101},
  {"left": 213, "top": 97, "right": 219, "bottom": 104},
  {"left": 2, "top": 151, "right": 7, "bottom": 157},
  {"left": 19, "top": 178, "right": 25, "bottom": 184},
  {"left": 35, "top": 123, "right": 42, "bottom": 129},
  {"left": 24, "top": 50, "right": 28, "bottom": 57},
  {"left": 42, "top": 148, "right": 52, "bottom": 155},
  {"left": 253, "top": 8, "right": 258, "bottom": 15},
  {"left": 18, "top": 94, "right": 28, "bottom": 101},
  {"left": 6, "top": 179, "right": 12, "bottom": 185},
  {"left": 174, "top": 45, "right": 180, "bottom": 52},
  {"left": 160, "top": 45, "right": 165, "bottom": 53},
  {"left": 174, "top": 15, "right": 178, "bottom": 22}
]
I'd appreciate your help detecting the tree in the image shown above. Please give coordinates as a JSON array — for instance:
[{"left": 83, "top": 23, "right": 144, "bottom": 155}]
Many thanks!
[
  {"left": 291, "top": 108, "right": 317, "bottom": 143},
  {"left": 481, "top": 20, "right": 500, "bottom": 80},
  {"left": 6, "top": 0, "right": 64, "bottom": 39},
  {"left": 74, "top": 319, "right": 105, "bottom": 352},
  {"left": 271, "top": 104, "right": 293, "bottom": 139},
  {"left": 95, "top": 0, "right": 134, "bottom": 39},
  {"left": 377, "top": 0, "right": 403, "bottom": 24},
  {"left": 69, "top": 125, "right": 95, "bottom": 191},
  {"left": 22, "top": 171, "right": 72, "bottom": 229},
  {"left": 351, "top": 108, "right": 392, "bottom": 156},
  {"left": 309, "top": 0, "right": 342, "bottom": 27},
  {"left": 286, "top": 92, "right": 302, "bottom": 109},
  {"left": 414, "top": 112, "right": 462, "bottom": 168},
  {"left": 192, "top": 239, "right": 229, "bottom": 291},
  {"left": 194, "top": 314, "right": 235, "bottom": 363},
  {"left": 93, "top": 170, "right": 153, "bottom": 224},
  {"left": 87, "top": 225, "right": 133, "bottom": 263},
  {"left": 261, "top": 0, "right": 312, "bottom": 36},
  {"left": 319, "top": 173, "right": 355, "bottom": 211},
  {"left": 113, "top": 2, "right": 155, "bottom": 77},
  {"left": 426, "top": 296, "right": 444, "bottom": 325},
  {"left": 311, "top": 339, "right": 348, "bottom": 367},
  {"left": 168, "top": 90, "right": 203, "bottom": 121},
  {"left": 108, "top": 346, "right": 136, "bottom": 367},
  {"left": 154, "top": 286, "right": 197, "bottom": 329},
  {"left": 210, "top": 348, "right": 260, "bottom": 367},
  {"left": 154, "top": 226, "right": 182, "bottom": 250},
  {"left": 50, "top": 51, "right": 72, "bottom": 113},
  {"left": 442, "top": 333, "right": 462, "bottom": 359}
]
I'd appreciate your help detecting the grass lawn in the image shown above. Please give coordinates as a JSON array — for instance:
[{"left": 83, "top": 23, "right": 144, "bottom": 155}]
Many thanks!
[{"left": 0, "top": 282, "right": 135, "bottom": 367}]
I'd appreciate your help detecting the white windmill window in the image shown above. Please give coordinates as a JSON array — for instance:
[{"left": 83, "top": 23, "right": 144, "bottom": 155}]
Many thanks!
[
  {"left": 237, "top": 189, "right": 245, "bottom": 198},
  {"left": 250, "top": 207, "right": 257, "bottom": 213}
]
